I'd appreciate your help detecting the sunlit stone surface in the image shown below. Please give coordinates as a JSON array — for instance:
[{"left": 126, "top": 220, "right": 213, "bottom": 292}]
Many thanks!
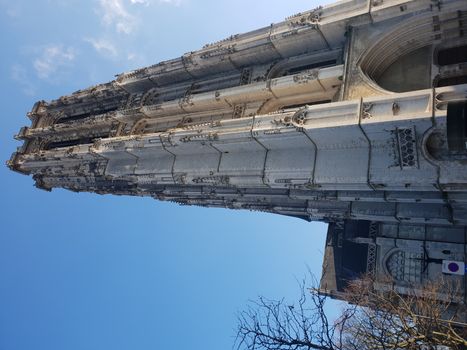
[{"left": 9, "top": 0, "right": 467, "bottom": 307}]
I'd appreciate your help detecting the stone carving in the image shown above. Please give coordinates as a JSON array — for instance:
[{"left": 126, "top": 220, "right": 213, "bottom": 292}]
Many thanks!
[
  {"left": 293, "top": 70, "right": 319, "bottom": 84},
  {"left": 362, "top": 103, "right": 373, "bottom": 119}
]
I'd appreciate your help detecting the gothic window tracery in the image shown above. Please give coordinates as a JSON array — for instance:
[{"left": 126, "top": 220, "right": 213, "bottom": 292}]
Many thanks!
[{"left": 384, "top": 248, "right": 423, "bottom": 283}]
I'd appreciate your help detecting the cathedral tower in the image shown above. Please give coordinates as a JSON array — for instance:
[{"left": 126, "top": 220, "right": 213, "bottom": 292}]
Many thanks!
[{"left": 8, "top": 0, "right": 467, "bottom": 303}]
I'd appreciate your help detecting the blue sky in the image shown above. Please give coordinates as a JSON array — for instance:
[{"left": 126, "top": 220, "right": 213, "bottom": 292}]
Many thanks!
[{"left": 0, "top": 1, "right": 336, "bottom": 349}]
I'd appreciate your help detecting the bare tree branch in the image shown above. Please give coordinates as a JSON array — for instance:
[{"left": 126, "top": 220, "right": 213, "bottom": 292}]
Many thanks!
[
  {"left": 235, "top": 273, "right": 467, "bottom": 350},
  {"left": 235, "top": 277, "right": 354, "bottom": 350}
]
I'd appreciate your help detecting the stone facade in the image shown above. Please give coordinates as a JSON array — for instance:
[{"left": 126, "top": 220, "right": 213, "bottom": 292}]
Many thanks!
[
  {"left": 8, "top": 0, "right": 467, "bottom": 305},
  {"left": 320, "top": 220, "right": 466, "bottom": 309}
]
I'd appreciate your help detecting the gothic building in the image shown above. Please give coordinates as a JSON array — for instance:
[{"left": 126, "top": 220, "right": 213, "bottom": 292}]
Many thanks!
[
  {"left": 319, "top": 220, "right": 466, "bottom": 307},
  {"left": 8, "top": 0, "right": 467, "bottom": 303}
]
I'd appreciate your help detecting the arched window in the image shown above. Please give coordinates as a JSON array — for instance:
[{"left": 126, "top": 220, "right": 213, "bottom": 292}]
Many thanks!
[
  {"left": 375, "top": 46, "right": 432, "bottom": 93},
  {"left": 384, "top": 249, "right": 423, "bottom": 283}
]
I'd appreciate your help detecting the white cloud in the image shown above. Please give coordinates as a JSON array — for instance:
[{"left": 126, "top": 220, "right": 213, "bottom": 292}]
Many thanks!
[
  {"left": 129, "top": 0, "right": 182, "bottom": 6},
  {"left": 129, "top": 0, "right": 149, "bottom": 4},
  {"left": 0, "top": 1, "right": 22, "bottom": 18},
  {"left": 98, "top": 0, "right": 136, "bottom": 34},
  {"left": 85, "top": 38, "right": 118, "bottom": 57},
  {"left": 96, "top": 0, "right": 183, "bottom": 35},
  {"left": 11, "top": 64, "right": 36, "bottom": 96},
  {"left": 158, "top": 0, "right": 181, "bottom": 5},
  {"left": 126, "top": 52, "right": 148, "bottom": 65},
  {"left": 5, "top": 7, "right": 20, "bottom": 18},
  {"left": 33, "top": 45, "right": 76, "bottom": 80}
]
